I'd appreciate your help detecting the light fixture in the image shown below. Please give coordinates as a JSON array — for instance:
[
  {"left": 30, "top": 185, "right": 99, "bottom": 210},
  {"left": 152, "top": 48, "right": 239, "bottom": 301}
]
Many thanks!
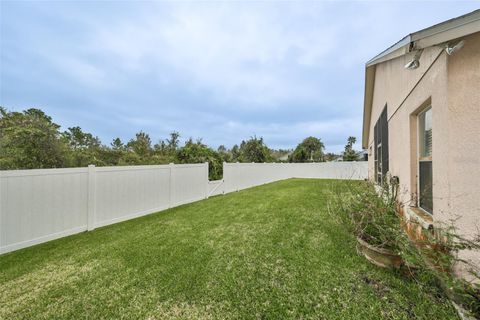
[
  {"left": 445, "top": 40, "right": 465, "bottom": 55},
  {"left": 404, "top": 49, "right": 423, "bottom": 70},
  {"left": 404, "top": 59, "right": 420, "bottom": 70}
]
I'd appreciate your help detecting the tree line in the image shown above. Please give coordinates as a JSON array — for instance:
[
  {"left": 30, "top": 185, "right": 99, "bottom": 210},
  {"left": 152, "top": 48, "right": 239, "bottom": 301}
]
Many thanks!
[{"left": 0, "top": 107, "right": 360, "bottom": 179}]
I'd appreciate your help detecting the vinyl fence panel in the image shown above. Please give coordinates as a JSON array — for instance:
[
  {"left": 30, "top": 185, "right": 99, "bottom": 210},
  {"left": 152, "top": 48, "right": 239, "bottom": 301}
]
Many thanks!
[
  {"left": 0, "top": 168, "right": 89, "bottom": 254},
  {"left": 171, "top": 164, "right": 208, "bottom": 206},
  {"left": 290, "top": 162, "right": 368, "bottom": 180},
  {"left": 0, "top": 164, "right": 208, "bottom": 254},
  {"left": 223, "top": 162, "right": 367, "bottom": 192},
  {"left": 223, "top": 163, "right": 290, "bottom": 193},
  {"left": 94, "top": 165, "right": 172, "bottom": 228},
  {"left": 0, "top": 161, "right": 367, "bottom": 254}
]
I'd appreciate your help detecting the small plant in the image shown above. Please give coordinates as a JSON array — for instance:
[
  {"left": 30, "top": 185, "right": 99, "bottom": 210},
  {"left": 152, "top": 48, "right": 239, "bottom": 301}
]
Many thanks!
[{"left": 331, "top": 179, "right": 402, "bottom": 250}]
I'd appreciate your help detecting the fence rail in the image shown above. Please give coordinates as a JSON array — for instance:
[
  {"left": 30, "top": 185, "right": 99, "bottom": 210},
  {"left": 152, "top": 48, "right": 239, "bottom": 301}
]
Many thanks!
[{"left": 0, "top": 161, "right": 367, "bottom": 254}]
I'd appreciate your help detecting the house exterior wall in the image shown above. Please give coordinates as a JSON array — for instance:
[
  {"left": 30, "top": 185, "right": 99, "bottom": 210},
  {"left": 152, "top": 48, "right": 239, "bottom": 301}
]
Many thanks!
[{"left": 367, "top": 32, "right": 480, "bottom": 267}]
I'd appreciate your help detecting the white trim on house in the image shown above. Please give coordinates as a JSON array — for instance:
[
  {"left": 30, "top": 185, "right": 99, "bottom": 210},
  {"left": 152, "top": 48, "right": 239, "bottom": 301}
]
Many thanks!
[
  {"left": 362, "top": 9, "right": 480, "bottom": 148},
  {"left": 366, "top": 9, "right": 480, "bottom": 68}
]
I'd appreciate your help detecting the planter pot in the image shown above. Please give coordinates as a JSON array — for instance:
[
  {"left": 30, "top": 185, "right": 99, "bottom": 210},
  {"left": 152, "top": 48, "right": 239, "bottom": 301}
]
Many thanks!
[{"left": 356, "top": 237, "right": 402, "bottom": 268}]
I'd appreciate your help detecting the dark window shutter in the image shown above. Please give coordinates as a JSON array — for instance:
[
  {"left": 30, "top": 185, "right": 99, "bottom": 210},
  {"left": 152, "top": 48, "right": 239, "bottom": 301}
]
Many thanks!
[
  {"left": 373, "top": 105, "right": 389, "bottom": 183},
  {"left": 381, "top": 106, "right": 389, "bottom": 177},
  {"left": 374, "top": 122, "right": 378, "bottom": 175}
]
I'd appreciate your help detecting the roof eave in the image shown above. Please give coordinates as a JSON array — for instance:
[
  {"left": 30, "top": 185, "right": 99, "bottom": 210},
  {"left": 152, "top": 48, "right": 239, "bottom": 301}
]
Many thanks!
[
  {"left": 366, "top": 35, "right": 411, "bottom": 68},
  {"left": 362, "top": 65, "right": 375, "bottom": 149},
  {"left": 361, "top": 9, "right": 480, "bottom": 150},
  {"left": 412, "top": 18, "right": 480, "bottom": 49},
  {"left": 366, "top": 9, "right": 480, "bottom": 68}
]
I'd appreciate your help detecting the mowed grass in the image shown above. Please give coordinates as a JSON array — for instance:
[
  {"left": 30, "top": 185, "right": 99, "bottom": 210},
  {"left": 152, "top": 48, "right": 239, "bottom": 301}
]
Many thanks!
[{"left": 0, "top": 179, "right": 458, "bottom": 319}]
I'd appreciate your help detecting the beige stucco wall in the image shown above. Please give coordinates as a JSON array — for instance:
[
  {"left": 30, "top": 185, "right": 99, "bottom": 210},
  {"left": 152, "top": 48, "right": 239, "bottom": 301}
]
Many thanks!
[{"left": 367, "top": 32, "right": 480, "bottom": 267}]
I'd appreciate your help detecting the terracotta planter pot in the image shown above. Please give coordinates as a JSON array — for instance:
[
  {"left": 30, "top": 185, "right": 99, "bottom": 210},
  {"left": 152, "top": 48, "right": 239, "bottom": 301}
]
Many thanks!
[{"left": 356, "top": 237, "right": 402, "bottom": 268}]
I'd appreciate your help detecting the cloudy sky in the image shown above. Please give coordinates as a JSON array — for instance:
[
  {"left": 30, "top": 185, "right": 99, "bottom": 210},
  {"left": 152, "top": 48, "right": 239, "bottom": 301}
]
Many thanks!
[{"left": 1, "top": 1, "right": 478, "bottom": 152}]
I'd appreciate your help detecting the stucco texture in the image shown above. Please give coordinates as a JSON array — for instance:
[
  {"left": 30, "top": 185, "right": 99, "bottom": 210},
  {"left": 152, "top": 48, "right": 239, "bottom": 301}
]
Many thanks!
[{"left": 367, "top": 32, "right": 480, "bottom": 267}]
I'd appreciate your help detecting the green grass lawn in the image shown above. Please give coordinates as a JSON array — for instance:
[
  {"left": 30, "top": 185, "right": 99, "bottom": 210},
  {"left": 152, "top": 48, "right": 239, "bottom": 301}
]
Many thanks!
[{"left": 0, "top": 179, "right": 458, "bottom": 319}]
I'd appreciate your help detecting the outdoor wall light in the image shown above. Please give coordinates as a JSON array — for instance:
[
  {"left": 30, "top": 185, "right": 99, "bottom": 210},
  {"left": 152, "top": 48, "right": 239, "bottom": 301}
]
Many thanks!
[
  {"left": 404, "top": 49, "right": 423, "bottom": 70},
  {"left": 445, "top": 40, "right": 465, "bottom": 55},
  {"left": 404, "top": 59, "right": 420, "bottom": 70}
]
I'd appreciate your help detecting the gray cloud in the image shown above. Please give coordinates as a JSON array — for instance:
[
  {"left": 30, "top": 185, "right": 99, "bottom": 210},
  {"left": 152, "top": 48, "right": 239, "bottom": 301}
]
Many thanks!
[{"left": 1, "top": 1, "right": 478, "bottom": 152}]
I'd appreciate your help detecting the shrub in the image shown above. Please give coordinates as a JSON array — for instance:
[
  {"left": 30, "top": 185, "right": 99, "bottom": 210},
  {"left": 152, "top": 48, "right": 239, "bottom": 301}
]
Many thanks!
[{"left": 331, "top": 180, "right": 401, "bottom": 250}]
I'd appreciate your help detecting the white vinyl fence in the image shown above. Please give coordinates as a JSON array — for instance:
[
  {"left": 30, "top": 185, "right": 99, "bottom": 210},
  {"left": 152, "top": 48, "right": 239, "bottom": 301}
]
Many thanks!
[
  {"left": 222, "top": 162, "right": 368, "bottom": 193},
  {"left": 0, "top": 161, "right": 367, "bottom": 254},
  {"left": 0, "top": 163, "right": 208, "bottom": 254}
]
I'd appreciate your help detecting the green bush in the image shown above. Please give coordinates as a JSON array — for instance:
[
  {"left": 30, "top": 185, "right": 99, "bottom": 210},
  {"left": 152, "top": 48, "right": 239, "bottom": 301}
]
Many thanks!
[{"left": 331, "top": 180, "right": 401, "bottom": 250}]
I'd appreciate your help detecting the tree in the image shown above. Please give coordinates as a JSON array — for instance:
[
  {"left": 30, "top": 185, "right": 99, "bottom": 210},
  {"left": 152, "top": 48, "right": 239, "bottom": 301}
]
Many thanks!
[
  {"left": 154, "top": 140, "right": 167, "bottom": 154},
  {"left": 270, "top": 148, "right": 292, "bottom": 162},
  {"left": 237, "top": 136, "right": 273, "bottom": 163},
  {"left": 176, "top": 138, "right": 223, "bottom": 180},
  {"left": 324, "top": 152, "right": 339, "bottom": 162},
  {"left": 117, "top": 151, "right": 144, "bottom": 166},
  {"left": 166, "top": 131, "right": 180, "bottom": 153},
  {"left": 217, "top": 145, "right": 233, "bottom": 163},
  {"left": 111, "top": 138, "right": 125, "bottom": 151},
  {"left": 343, "top": 136, "right": 358, "bottom": 161},
  {"left": 98, "top": 138, "right": 127, "bottom": 165},
  {"left": 62, "top": 126, "right": 101, "bottom": 150},
  {"left": 0, "top": 107, "right": 67, "bottom": 169},
  {"left": 231, "top": 144, "right": 240, "bottom": 161},
  {"left": 288, "top": 136, "right": 324, "bottom": 162},
  {"left": 149, "top": 131, "right": 181, "bottom": 161},
  {"left": 127, "top": 131, "right": 152, "bottom": 159},
  {"left": 61, "top": 126, "right": 103, "bottom": 167},
  {"left": 151, "top": 139, "right": 173, "bottom": 164}
]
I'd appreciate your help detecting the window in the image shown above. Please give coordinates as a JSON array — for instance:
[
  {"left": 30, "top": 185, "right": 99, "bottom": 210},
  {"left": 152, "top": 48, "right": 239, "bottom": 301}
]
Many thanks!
[
  {"left": 374, "top": 105, "right": 389, "bottom": 184},
  {"left": 418, "top": 107, "right": 433, "bottom": 214}
]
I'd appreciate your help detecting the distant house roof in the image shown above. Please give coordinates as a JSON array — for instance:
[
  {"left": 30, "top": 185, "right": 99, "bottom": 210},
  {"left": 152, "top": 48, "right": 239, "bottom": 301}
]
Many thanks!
[{"left": 362, "top": 9, "right": 480, "bottom": 148}]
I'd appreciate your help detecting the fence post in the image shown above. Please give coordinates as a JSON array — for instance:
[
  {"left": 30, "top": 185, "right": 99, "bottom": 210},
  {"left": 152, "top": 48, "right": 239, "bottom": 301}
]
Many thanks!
[
  {"left": 237, "top": 162, "right": 241, "bottom": 192},
  {"left": 205, "top": 162, "right": 210, "bottom": 199},
  {"left": 87, "top": 165, "right": 96, "bottom": 231},
  {"left": 222, "top": 162, "right": 226, "bottom": 195},
  {"left": 169, "top": 163, "right": 174, "bottom": 208}
]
